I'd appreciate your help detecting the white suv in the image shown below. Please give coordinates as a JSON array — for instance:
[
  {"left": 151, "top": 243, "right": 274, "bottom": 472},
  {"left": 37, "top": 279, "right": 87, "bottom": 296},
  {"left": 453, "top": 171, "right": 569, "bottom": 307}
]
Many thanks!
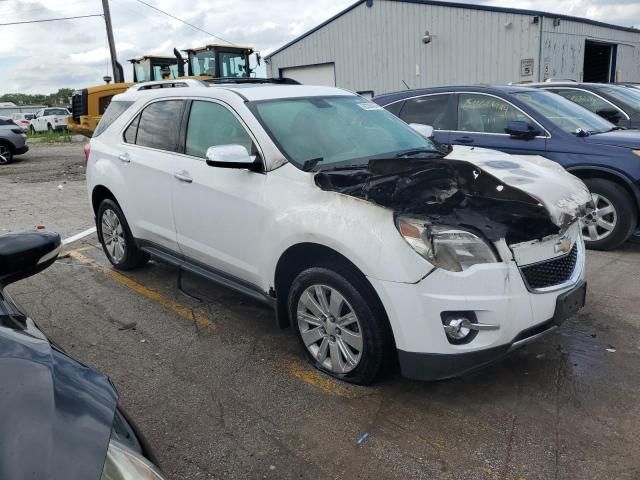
[{"left": 86, "top": 79, "right": 591, "bottom": 384}]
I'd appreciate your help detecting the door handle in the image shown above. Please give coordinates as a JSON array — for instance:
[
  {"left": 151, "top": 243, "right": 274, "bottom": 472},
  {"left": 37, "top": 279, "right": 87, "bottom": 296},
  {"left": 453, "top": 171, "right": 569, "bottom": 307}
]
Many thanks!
[
  {"left": 118, "top": 153, "right": 131, "bottom": 163},
  {"left": 454, "top": 136, "right": 474, "bottom": 144},
  {"left": 173, "top": 172, "right": 193, "bottom": 183}
]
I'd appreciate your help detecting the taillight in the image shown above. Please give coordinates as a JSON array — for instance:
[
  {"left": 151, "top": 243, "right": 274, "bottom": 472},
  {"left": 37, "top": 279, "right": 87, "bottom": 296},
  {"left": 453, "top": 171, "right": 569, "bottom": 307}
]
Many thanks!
[
  {"left": 84, "top": 143, "right": 91, "bottom": 164},
  {"left": 54, "top": 118, "right": 58, "bottom": 123},
  {"left": 11, "top": 128, "right": 23, "bottom": 134}
]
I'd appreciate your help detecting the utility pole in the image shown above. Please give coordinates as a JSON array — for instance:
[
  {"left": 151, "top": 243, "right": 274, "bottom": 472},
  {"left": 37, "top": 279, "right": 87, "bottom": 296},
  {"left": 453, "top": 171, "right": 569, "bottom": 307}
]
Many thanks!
[{"left": 102, "top": 0, "right": 123, "bottom": 83}]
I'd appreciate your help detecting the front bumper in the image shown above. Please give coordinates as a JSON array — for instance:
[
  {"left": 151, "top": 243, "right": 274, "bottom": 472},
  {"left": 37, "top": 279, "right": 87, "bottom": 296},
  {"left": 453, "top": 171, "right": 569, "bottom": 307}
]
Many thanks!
[
  {"left": 397, "top": 281, "right": 586, "bottom": 380},
  {"left": 369, "top": 231, "right": 586, "bottom": 381}
]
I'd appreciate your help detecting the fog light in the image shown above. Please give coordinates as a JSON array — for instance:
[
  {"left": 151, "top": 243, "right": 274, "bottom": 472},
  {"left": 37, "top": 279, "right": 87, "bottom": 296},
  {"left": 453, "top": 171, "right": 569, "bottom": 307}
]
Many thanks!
[
  {"left": 440, "top": 311, "right": 500, "bottom": 345},
  {"left": 443, "top": 317, "right": 472, "bottom": 340}
]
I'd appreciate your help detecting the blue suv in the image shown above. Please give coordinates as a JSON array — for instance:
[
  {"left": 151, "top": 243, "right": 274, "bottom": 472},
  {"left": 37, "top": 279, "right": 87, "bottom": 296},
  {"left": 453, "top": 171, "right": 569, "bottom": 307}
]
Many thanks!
[{"left": 374, "top": 86, "right": 640, "bottom": 250}]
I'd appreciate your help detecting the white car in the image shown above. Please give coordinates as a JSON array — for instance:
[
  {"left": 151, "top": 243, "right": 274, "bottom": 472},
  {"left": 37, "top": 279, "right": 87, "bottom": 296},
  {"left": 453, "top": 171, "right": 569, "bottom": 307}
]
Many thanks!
[
  {"left": 30, "top": 107, "right": 70, "bottom": 133},
  {"left": 10, "top": 112, "right": 35, "bottom": 132},
  {"left": 86, "top": 79, "right": 591, "bottom": 384}
]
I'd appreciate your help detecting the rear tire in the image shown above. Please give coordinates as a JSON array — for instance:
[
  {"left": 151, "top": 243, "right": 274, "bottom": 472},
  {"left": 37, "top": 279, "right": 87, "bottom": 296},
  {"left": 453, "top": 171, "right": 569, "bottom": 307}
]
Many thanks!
[
  {"left": 97, "top": 199, "right": 149, "bottom": 270},
  {"left": 0, "top": 143, "right": 13, "bottom": 165},
  {"left": 29, "top": 126, "right": 35, "bottom": 135},
  {"left": 582, "top": 178, "right": 637, "bottom": 251},
  {"left": 288, "top": 266, "right": 391, "bottom": 385},
  {"left": 47, "top": 123, "right": 53, "bottom": 132}
]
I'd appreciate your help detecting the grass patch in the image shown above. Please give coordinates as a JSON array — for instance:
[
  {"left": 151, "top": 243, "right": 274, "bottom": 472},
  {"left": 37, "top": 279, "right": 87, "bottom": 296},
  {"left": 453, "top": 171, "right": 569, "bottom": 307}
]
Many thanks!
[{"left": 27, "top": 129, "right": 73, "bottom": 143}]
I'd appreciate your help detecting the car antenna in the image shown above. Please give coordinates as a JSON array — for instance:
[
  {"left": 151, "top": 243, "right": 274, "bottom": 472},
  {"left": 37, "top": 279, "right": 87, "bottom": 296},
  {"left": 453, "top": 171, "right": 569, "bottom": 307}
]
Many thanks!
[{"left": 402, "top": 80, "right": 410, "bottom": 90}]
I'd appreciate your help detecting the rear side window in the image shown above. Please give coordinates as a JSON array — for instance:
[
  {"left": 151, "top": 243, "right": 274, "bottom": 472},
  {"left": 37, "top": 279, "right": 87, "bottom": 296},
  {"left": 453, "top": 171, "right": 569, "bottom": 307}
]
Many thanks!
[
  {"left": 129, "top": 100, "right": 184, "bottom": 152},
  {"left": 185, "top": 101, "right": 255, "bottom": 158},
  {"left": 94, "top": 101, "right": 133, "bottom": 137},
  {"left": 399, "top": 94, "right": 453, "bottom": 130}
]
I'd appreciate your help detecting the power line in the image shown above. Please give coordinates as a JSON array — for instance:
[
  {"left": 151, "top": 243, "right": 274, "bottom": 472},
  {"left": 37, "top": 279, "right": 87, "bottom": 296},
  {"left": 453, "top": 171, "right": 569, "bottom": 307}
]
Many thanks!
[
  {"left": 0, "top": 14, "right": 103, "bottom": 27},
  {"left": 131, "top": 0, "right": 235, "bottom": 45}
]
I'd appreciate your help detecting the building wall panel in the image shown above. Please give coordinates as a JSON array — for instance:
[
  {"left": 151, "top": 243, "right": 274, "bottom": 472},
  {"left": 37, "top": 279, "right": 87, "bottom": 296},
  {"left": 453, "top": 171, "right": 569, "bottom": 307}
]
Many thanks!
[{"left": 267, "top": 0, "right": 640, "bottom": 95}]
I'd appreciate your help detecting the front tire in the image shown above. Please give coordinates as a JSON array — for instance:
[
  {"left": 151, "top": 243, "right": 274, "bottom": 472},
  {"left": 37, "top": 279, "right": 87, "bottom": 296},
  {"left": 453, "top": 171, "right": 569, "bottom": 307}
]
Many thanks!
[
  {"left": 582, "top": 178, "right": 637, "bottom": 251},
  {"left": 288, "top": 266, "right": 391, "bottom": 385},
  {"left": 29, "top": 126, "right": 35, "bottom": 135},
  {"left": 47, "top": 123, "right": 53, "bottom": 132},
  {"left": 97, "top": 199, "right": 149, "bottom": 270}
]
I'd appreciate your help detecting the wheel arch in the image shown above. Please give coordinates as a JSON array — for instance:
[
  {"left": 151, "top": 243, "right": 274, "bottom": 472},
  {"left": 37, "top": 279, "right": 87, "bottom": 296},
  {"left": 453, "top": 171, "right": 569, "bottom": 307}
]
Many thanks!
[
  {"left": 567, "top": 166, "right": 640, "bottom": 210},
  {"left": 273, "top": 242, "right": 393, "bottom": 345},
  {"left": 91, "top": 184, "right": 119, "bottom": 215},
  {"left": 0, "top": 138, "right": 15, "bottom": 151}
]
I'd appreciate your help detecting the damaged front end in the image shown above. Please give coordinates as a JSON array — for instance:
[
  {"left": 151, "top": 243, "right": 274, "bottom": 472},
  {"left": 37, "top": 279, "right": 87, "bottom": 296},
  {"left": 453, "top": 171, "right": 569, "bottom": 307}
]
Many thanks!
[{"left": 315, "top": 147, "right": 592, "bottom": 269}]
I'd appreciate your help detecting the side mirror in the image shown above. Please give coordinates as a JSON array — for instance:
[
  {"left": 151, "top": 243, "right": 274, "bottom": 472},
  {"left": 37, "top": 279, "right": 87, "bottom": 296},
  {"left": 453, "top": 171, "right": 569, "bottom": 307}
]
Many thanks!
[
  {"left": 596, "top": 108, "right": 621, "bottom": 125},
  {"left": 409, "top": 123, "right": 434, "bottom": 139},
  {"left": 505, "top": 120, "right": 541, "bottom": 139},
  {"left": 205, "top": 145, "right": 261, "bottom": 171},
  {"left": 0, "top": 231, "right": 62, "bottom": 287}
]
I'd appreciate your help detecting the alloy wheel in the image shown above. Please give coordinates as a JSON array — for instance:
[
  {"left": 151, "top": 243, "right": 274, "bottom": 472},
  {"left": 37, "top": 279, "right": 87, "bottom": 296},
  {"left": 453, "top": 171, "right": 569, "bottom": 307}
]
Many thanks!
[
  {"left": 296, "top": 284, "right": 363, "bottom": 374},
  {"left": 101, "top": 209, "right": 126, "bottom": 263},
  {"left": 582, "top": 192, "right": 617, "bottom": 242},
  {"left": 0, "top": 145, "right": 11, "bottom": 164}
]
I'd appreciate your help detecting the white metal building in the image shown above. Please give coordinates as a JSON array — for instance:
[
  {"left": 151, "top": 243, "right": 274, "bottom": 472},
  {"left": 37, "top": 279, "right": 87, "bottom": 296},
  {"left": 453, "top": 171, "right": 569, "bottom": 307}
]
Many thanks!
[{"left": 265, "top": 0, "right": 640, "bottom": 96}]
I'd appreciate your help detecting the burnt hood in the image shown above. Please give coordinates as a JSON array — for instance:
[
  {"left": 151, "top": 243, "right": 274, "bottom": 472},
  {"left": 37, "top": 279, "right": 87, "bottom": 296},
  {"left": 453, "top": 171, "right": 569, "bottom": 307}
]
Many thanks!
[
  {"left": 314, "top": 146, "right": 591, "bottom": 244},
  {"left": 0, "top": 323, "right": 118, "bottom": 480},
  {"left": 582, "top": 129, "right": 640, "bottom": 149}
]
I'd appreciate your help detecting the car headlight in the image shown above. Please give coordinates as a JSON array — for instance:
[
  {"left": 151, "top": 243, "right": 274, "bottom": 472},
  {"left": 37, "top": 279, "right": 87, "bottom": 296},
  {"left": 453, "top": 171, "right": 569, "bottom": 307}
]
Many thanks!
[
  {"left": 396, "top": 216, "right": 498, "bottom": 271},
  {"left": 101, "top": 440, "right": 165, "bottom": 480}
]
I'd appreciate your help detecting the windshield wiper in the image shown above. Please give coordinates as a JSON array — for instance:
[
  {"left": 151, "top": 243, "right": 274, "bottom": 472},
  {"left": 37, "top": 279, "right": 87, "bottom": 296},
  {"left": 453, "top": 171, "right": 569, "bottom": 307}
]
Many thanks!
[
  {"left": 395, "top": 147, "right": 444, "bottom": 158},
  {"left": 302, "top": 157, "right": 324, "bottom": 172}
]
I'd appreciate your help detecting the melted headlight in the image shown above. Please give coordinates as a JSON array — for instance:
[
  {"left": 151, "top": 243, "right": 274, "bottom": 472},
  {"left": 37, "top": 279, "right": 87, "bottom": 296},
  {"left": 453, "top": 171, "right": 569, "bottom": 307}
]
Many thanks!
[
  {"left": 101, "top": 440, "right": 165, "bottom": 480},
  {"left": 396, "top": 216, "right": 499, "bottom": 271}
]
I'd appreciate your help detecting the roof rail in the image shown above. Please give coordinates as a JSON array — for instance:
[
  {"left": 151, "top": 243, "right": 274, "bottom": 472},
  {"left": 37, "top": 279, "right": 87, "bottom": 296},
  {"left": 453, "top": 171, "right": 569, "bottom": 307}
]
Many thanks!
[
  {"left": 128, "top": 79, "right": 206, "bottom": 91},
  {"left": 203, "top": 77, "right": 300, "bottom": 85},
  {"left": 544, "top": 78, "right": 577, "bottom": 83}
]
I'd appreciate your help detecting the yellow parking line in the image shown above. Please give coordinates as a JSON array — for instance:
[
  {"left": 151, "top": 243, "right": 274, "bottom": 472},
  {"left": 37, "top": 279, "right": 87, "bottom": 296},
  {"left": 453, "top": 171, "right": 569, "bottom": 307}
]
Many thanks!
[
  {"left": 67, "top": 249, "right": 357, "bottom": 397},
  {"left": 277, "top": 359, "right": 358, "bottom": 398},
  {"left": 67, "top": 249, "right": 214, "bottom": 332}
]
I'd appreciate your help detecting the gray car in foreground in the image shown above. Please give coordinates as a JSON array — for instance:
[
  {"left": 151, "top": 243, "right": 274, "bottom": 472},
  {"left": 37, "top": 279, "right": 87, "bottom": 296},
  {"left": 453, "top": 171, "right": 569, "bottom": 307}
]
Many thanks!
[{"left": 0, "top": 116, "right": 28, "bottom": 164}]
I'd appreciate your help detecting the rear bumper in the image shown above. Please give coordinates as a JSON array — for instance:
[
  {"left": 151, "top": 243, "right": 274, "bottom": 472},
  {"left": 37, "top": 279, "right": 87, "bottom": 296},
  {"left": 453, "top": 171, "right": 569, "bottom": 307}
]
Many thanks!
[{"left": 14, "top": 145, "right": 28, "bottom": 155}]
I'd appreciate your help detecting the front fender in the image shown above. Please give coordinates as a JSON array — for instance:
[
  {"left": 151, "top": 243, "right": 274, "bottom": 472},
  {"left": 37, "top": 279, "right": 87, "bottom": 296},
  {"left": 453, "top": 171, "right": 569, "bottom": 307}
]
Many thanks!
[{"left": 260, "top": 165, "right": 434, "bottom": 287}]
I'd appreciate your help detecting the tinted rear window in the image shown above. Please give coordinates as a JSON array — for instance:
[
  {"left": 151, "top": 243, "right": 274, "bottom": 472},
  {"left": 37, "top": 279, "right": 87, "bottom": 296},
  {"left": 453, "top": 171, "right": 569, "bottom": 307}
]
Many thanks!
[
  {"left": 94, "top": 101, "right": 134, "bottom": 137},
  {"left": 133, "top": 100, "right": 185, "bottom": 152}
]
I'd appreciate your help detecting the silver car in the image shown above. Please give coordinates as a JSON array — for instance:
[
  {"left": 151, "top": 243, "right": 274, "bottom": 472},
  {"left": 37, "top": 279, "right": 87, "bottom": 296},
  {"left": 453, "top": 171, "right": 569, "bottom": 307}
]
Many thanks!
[{"left": 0, "top": 116, "right": 28, "bottom": 165}]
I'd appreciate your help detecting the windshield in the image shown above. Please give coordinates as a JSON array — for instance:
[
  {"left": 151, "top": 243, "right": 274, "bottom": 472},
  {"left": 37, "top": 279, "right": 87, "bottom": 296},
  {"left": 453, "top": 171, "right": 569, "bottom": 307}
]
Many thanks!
[
  {"left": 599, "top": 85, "right": 640, "bottom": 109},
  {"left": 250, "top": 96, "right": 438, "bottom": 170},
  {"left": 514, "top": 90, "right": 614, "bottom": 134},
  {"left": 191, "top": 50, "right": 216, "bottom": 76}
]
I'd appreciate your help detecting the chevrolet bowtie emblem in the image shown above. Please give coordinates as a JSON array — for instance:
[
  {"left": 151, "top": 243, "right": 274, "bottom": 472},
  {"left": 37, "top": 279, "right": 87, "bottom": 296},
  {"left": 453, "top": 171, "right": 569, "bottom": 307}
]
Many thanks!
[{"left": 555, "top": 237, "right": 572, "bottom": 254}]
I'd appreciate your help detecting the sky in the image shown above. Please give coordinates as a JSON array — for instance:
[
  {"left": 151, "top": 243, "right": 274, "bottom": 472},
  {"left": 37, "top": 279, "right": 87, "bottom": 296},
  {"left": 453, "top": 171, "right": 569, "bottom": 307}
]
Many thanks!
[{"left": 0, "top": 0, "right": 639, "bottom": 94}]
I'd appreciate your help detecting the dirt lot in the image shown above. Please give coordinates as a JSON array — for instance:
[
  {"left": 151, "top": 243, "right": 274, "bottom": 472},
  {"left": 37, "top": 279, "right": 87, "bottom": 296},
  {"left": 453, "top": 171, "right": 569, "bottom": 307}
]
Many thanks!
[{"left": 2, "top": 144, "right": 640, "bottom": 480}]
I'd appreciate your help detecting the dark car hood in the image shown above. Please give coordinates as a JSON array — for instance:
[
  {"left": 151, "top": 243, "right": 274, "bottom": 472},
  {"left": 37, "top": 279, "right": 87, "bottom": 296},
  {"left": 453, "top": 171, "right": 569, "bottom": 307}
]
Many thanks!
[
  {"left": 583, "top": 130, "right": 640, "bottom": 149},
  {"left": 0, "top": 321, "right": 118, "bottom": 480}
]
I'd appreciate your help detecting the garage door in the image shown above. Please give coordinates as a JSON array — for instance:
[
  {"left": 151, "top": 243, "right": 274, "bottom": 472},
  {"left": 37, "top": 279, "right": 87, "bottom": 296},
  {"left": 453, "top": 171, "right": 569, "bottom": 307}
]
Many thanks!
[{"left": 280, "top": 63, "right": 336, "bottom": 86}]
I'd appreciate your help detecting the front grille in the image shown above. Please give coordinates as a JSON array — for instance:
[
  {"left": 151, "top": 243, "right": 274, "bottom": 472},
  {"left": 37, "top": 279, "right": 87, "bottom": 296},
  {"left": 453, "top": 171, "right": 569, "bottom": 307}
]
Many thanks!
[{"left": 520, "top": 243, "right": 578, "bottom": 290}]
